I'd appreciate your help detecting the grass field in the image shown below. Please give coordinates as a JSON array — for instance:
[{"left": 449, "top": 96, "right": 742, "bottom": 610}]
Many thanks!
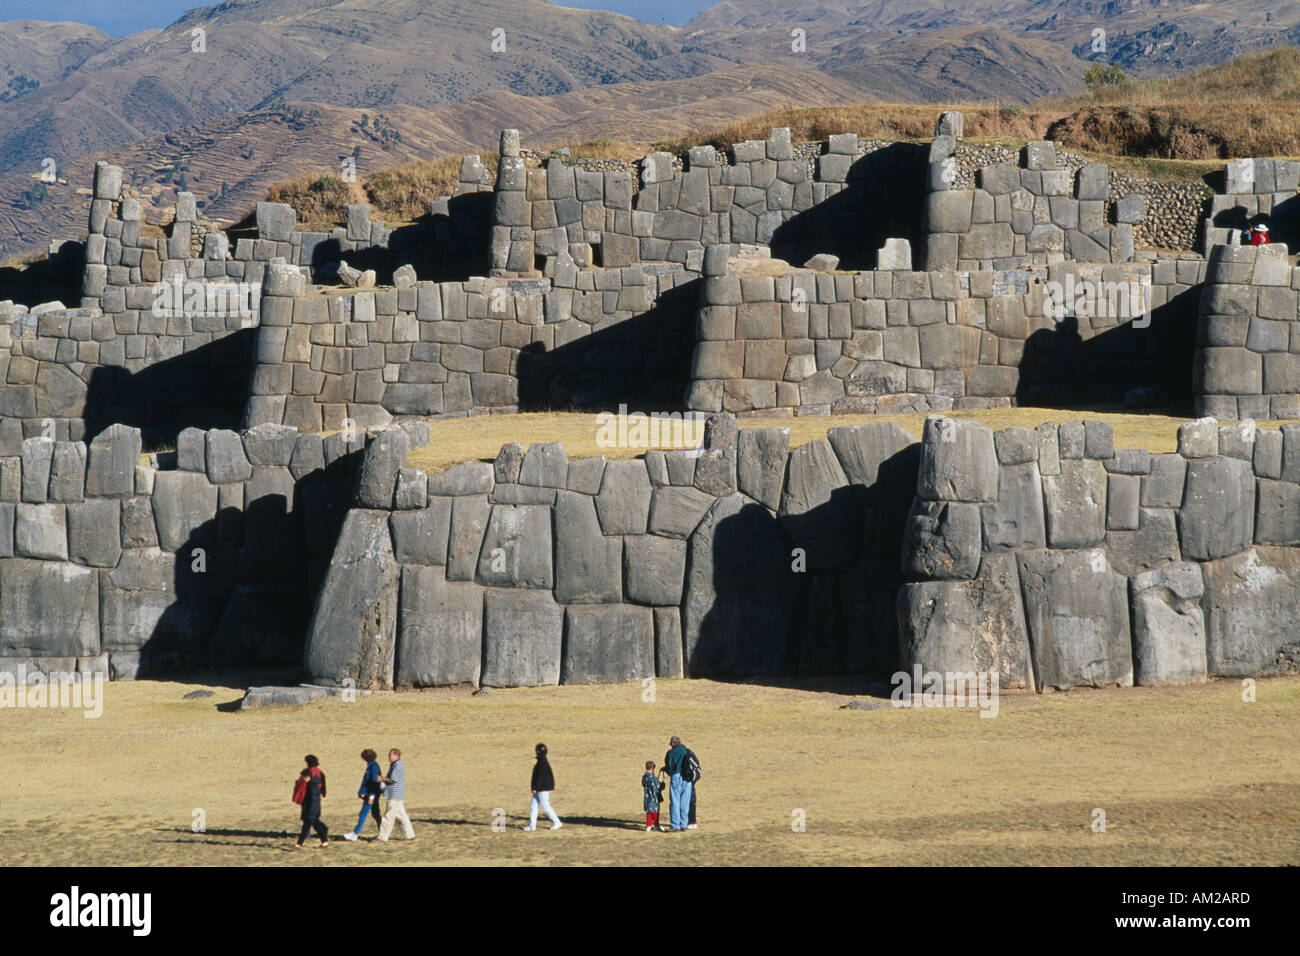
[
  {"left": 403, "top": 407, "right": 1297, "bottom": 476},
  {"left": 2, "top": 676, "right": 1296, "bottom": 867}
]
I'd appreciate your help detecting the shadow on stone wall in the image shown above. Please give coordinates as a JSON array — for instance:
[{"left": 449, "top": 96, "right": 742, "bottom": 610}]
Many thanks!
[
  {"left": 688, "top": 442, "right": 918, "bottom": 681},
  {"left": 83, "top": 328, "right": 257, "bottom": 446},
  {"left": 1016, "top": 285, "right": 1200, "bottom": 409},
  {"left": 132, "top": 448, "right": 360, "bottom": 678},
  {"left": 306, "top": 192, "right": 492, "bottom": 285},
  {"left": 0, "top": 244, "right": 82, "bottom": 307},
  {"left": 516, "top": 279, "right": 699, "bottom": 410},
  {"left": 769, "top": 143, "right": 928, "bottom": 270}
]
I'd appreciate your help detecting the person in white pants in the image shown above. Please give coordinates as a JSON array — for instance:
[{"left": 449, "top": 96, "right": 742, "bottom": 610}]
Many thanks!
[
  {"left": 525, "top": 743, "right": 562, "bottom": 831},
  {"left": 376, "top": 748, "right": 415, "bottom": 842}
]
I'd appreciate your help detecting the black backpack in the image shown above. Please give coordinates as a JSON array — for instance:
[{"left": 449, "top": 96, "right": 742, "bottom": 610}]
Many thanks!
[{"left": 683, "top": 750, "right": 702, "bottom": 783}]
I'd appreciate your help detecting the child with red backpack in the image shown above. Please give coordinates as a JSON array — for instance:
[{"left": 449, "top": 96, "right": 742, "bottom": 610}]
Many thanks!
[{"left": 293, "top": 755, "right": 329, "bottom": 848}]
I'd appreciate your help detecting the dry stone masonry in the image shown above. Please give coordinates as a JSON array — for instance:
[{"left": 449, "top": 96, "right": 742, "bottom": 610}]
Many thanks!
[{"left": 2, "top": 111, "right": 1298, "bottom": 689}]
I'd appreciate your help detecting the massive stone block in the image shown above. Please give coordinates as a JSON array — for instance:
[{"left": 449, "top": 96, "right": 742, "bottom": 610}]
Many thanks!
[
  {"left": 151, "top": 471, "right": 219, "bottom": 552},
  {"left": 897, "top": 553, "right": 1034, "bottom": 691},
  {"left": 1202, "top": 546, "right": 1300, "bottom": 677},
  {"left": 647, "top": 485, "right": 715, "bottom": 539},
  {"left": 1042, "top": 459, "right": 1107, "bottom": 549},
  {"left": 902, "top": 499, "right": 981, "bottom": 580},
  {"left": 355, "top": 428, "right": 409, "bottom": 509},
  {"left": 1130, "top": 562, "right": 1207, "bottom": 686},
  {"left": 778, "top": 438, "right": 859, "bottom": 571},
  {"left": 684, "top": 493, "right": 800, "bottom": 677},
  {"left": 826, "top": 422, "right": 918, "bottom": 504},
  {"left": 481, "top": 588, "right": 563, "bottom": 686},
  {"left": 916, "top": 417, "right": 998, "bottom": 502},
  {"left": 624, "top": 534, "right": 686, "bottom": 605},
  {"left": 981, "top": 462, "right": 1046, "bottom": 552},
  {"left": 475, "top": 504, "right": 553, "bottom": 589},
  {"left": 736, "top": 428, "right": 789, "bottom": 511},
  {"left": 446, "top": 494, "right": 491, "bottom": 581},
  {"left": 595, "top": 459, "right": 652, "bottom": 534},
  {"left": 305, "top": 510, "right": 400, "bottom": 689},
  {"left": 389, "top": 498, "right": 452, "bottom": 565},
  {"left": 396, "top": 568, "right": 483, "bottom": 687},
  {"left": 561, "top": 604, "right": 655, "bottom": 684},
  {"left": 1017, "top": 548, "right": 1133, "bottom": 689},
  {"left": 0, "top": 559, "right": 99, "bottom": 657},
  {"left": 1177, "top": 456, "right": 1254, "bottom": 560},
  {"left": 553, "top": 491, "right": 621, "bottom": 603}
]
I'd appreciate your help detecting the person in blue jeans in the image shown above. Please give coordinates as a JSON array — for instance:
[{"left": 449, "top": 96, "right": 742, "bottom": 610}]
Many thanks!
[
  {"left": 663, "top": 735, "right": 692, "bottom": 832},
  {"left": 343, "top": 749, "right": 383, "bottom": 841}
]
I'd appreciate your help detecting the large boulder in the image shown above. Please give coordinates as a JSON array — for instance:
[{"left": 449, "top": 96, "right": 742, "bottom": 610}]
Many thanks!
[
  {"left": 552, "top": 491, "right": 622, "bottom": 603},
  {"left": 150, "top": 471, "right": 219, "bottom": 552},
  {"left": 901, "top": 500, "right": 981, "bottom": 580},
  {"left": 1017, "top": 548, "right": 1133, "bottom": 689},
  {"left": 1177, "top": 456, "right": 1254, "bottom": 560},
  {"left": 1042, "top": 459, "right": 1107, "bottom": 549},
  {"left": 623, "top": 534, "right": 686, "bottom": 605},
  {"left": 981, "top": 462, "right": 1046, "bottom": 552},
  {"left": 474, "top": 504, "right": 553, "bottom": 588},
  {"left": 1202, "top": 546, "right": 1300, "bottom": 677},
  {"left": 481, "top": 588, "right": 563, "bottom": 686},
  {"left": 736, "top": 427, "right": 789, "bottom": 511},
  {"left": 355, "top": 428, "right": 409, "bottom": 509},
  {"left": 897, "top": 553, "right": 1034, "bottom": 691},
  {"left": 389, "top": 498, "right": 452, "bottom": 565},
  {"left": 0, "top": 559, "right": 99, "bottom": 657},
  {"left": 1130, "top": 562, "right": 1207, "bottom": 686},
  {"left": 396, "top": 569, "right": 483, "bottom": 687},
  {"left": 683, "top": 493, "right": 801, "bottom": 676},
  {"left": 561, "top": 605, "right": 655, "bottom": 683},
  {"left": 304, "top": 510, "right": 400, "bottom": 689},
  {"left": 778, "top": 438, "right": 860, "bottom": 572},
  {"left": 916, "top": 417, "right": 998, "bottom": 502},
  {"left": 595, "top": 459, "right": 652, "bottom": 535},
  {"left": 826, "top": 422, "right": 918, "bottom": 504}
]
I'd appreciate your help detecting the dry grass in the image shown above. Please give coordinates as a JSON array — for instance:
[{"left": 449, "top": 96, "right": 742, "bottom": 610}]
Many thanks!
[
  {"left": 1, "top": 676, "right": 1296, "bottom": 866},
  {"left": 404, "top": 408, "right": 1293, "bottom": 476}
]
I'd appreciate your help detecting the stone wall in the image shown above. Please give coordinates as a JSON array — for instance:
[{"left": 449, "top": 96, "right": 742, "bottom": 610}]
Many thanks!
[
  {"left": 1203, "top": 158, "right": 1300, "bottom": 252},
  {"left": 491, "top": 127, "right": 925, "bottom": 278},
  {"left": 243, "top": 259, "right": 698, "bottom": 430},
  {"left": 0, "top": 420, "right": 402, "bottom": 681},
  {"left": 898, "top": 415, "right": 1300, "bottom": 690},
  {"left": 305, "top": 415, "right": 920, "bottom": 688},
  {"left": 925, "top": 137, "right": 1140, "bottom": 270},
  {"left": 1194, "top": 245, "right": 1300, "bottom": 420},
  {"left": 683, "top": 247, "right": 1204, "bottom": 417}
]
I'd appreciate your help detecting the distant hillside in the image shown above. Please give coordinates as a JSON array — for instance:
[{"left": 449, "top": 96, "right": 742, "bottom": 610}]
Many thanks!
[{"left": 0, "top": 62, "right": 866, "bottom": 261}]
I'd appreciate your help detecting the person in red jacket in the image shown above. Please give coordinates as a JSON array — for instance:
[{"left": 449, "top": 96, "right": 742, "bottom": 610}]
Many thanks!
[{"left": 1250, "top": 223, "right": 1271, "bottom": 245}]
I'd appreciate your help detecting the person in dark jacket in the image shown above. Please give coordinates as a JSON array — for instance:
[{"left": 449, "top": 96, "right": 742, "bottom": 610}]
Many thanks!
[
  {"left": 663, "top": 735, "right": 692, "bottom": 832},
  {"left": 344, "top": 749, "right": 383, "bottom": 841},
  {"left": 294, "top": 754, "right": 329, "bottom": 848},
  {"left": 525, "top": 743, "right": 562, "bottom": 831}
]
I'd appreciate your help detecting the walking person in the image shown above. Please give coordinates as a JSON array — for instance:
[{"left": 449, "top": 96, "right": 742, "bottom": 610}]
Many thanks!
[
  {"left": 376, "top": 748, "right": 415, "bottom": 842},
  {"left": 642, "top": 760, "right": 664, "bottom": 832},
  {"left": 663, "top": 735, "right": 692, "bottom": 832},
  {"left": 524, "top": 743, "right": 562, "bottom": 831},
  {"left": 293, "top": 754, "right": 329, "bottom": 848},
  {"left": 343, "top": 749, "right": 383, "bottom": 841},
  {"left": 684, "top": 745, "right": 701, "bottom": 829}
]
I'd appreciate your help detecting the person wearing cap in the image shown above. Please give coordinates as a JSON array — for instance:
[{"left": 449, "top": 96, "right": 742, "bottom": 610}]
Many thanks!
[
  {"left": 663, "top": 735, "right": 692, "bottom": 832},
  {"left": 1251, "top": 223, "right": 1271, "bottom": 245}
]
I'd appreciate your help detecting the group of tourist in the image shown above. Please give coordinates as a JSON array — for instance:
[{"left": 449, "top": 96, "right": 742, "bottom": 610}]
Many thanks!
[
  {"left": 291, "top": 736, "right": 702, "bottom": 846},
  {"left": 292, "top": 747, "right": 413, "bottom": 848}
]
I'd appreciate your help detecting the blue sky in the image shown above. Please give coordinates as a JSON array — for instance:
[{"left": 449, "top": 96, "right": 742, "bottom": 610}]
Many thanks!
[{"left": 0, "top": 0, "right": 711, "bottom": 37}]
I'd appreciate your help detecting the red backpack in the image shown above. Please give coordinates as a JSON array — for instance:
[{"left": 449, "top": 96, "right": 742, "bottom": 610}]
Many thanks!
[{"left": 292, "top": 775, "right": 308, "bottom": 805}]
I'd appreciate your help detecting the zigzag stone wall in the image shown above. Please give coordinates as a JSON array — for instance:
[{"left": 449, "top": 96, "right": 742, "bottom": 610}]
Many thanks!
[
  {"left": 898, "top": 415, "right": 1300, "bottom": 690},
  {"left": 0, "top": 419, "right": 414, "bottom": 681}
]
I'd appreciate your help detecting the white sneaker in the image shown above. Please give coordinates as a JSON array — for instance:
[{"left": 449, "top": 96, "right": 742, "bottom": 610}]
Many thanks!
[
  {"left": 343, "top": 832, "right": 359, "bottom": 841},
  {"left": 523, "top": 825, "right": 536, "bottom": 831},
  {"left": 550, "top": 822, "right": 563, "bottom": 830},
  {"left": 687, "top": 824, "right": 698, "bottom": 829},
  {"left": 645, "top": 825, "right": 653, "bottom": 832}
]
